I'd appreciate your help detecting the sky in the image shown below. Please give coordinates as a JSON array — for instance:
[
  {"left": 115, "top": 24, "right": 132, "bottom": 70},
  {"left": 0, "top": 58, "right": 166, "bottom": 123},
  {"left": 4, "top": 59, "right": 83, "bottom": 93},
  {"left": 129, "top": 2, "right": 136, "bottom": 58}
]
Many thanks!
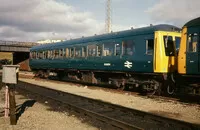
[{"left": 0, "top": 0, "right": 199, "bottom": 42}]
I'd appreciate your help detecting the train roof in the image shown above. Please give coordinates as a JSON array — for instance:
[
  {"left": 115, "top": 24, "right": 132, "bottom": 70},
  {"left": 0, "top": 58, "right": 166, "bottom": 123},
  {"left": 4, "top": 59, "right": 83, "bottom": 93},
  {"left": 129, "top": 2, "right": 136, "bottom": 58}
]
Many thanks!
[
  {"left": 31, "top": 24, "right": 180, "bottom": 51},
  {"left": 184, "top": 17, "right": 200, "bottom": 27}
]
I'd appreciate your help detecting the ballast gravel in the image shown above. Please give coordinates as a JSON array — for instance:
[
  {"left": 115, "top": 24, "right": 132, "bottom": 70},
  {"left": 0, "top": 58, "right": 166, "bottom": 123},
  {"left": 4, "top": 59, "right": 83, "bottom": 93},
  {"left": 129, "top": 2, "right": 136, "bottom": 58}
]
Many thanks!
[
  {"left": 19, "top": 78, "right": 200, "bottom": 125},
  {"left": 0, "top": 87, "right": 98, "bottom": 130}
]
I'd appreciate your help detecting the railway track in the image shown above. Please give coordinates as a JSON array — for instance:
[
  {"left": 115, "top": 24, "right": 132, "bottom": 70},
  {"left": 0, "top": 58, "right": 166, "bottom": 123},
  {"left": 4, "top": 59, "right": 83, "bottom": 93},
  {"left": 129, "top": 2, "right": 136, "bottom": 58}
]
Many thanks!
[
  {"left": 20, "top": 72, "right": 200, "bottom": 105},
  {"left": 16, "top": 80, "right": 200, "bottom": 130},
  {"left": 15, "top": 71, "right": 200, "bottom": 104}
]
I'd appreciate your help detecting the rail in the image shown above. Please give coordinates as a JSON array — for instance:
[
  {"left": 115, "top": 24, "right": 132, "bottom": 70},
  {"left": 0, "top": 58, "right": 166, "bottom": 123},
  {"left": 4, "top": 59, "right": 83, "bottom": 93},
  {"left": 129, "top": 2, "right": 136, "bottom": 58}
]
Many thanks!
[{"left": 16, "top": 81, "right": 200, "bottom": 130}]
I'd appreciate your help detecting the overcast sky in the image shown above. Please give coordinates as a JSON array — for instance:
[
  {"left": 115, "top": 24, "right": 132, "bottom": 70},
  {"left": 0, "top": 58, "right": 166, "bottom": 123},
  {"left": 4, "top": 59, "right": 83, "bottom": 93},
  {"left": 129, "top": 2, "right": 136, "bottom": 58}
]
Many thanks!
[{"left": 0, "top": 0, "right": 199, "bottom": 42}]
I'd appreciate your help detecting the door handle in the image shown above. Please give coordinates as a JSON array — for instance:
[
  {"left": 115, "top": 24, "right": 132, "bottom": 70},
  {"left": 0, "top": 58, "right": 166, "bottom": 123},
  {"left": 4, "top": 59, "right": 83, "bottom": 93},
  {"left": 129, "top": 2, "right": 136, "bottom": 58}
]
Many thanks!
[{"left": 190, "top": 60, "right": 194, "bottom": 63}]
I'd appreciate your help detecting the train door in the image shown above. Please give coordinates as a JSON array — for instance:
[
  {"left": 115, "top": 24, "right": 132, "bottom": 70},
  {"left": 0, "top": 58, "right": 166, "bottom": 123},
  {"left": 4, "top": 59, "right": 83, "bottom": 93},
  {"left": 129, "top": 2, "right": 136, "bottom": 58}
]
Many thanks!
[
  {"left": 144, "top": 38, "right": 154, "bottom": 73},
  {"left": 198, "top": 32, "right": 200, "bottom": 73},
  {"left": 186, "top": 32, "right": 200, "bottom": 74}
]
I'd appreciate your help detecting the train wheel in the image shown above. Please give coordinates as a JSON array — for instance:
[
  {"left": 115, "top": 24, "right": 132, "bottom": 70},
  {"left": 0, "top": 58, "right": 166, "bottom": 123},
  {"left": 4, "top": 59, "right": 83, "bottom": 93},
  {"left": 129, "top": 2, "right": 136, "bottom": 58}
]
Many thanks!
[{"left": 118, "top": 84, "right": 127, "bottom": 91}]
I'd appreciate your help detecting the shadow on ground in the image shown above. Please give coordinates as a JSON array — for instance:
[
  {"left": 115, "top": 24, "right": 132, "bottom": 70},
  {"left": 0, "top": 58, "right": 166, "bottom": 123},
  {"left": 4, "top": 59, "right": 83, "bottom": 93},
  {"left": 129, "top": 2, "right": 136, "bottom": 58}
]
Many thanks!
[{"left": 16, "top": 99, "right": 36, "bottom": 122}]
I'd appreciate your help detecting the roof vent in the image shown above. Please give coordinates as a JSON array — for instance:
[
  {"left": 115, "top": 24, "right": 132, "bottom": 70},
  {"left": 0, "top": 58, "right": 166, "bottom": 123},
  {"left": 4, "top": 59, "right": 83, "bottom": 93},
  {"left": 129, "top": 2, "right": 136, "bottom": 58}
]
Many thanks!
[
  {"left": 131, "top": 27, "right": 134, "bottom": 30},
  {"left": 82, "top": 36, "right": 84, "bottom": 38},
  {"left": 150, "top": 24, "right": 153, "bottom": 27}
]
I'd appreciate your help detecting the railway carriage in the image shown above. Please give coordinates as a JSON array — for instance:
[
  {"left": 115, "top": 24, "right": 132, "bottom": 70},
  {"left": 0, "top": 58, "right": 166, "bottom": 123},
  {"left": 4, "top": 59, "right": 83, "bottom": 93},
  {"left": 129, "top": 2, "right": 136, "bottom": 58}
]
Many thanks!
[
  {"left": 178, "top": 17, "right": 200, "bottom": 95},
  {"left": 30, "top": 24, "right": 181, "bottom": 94}
]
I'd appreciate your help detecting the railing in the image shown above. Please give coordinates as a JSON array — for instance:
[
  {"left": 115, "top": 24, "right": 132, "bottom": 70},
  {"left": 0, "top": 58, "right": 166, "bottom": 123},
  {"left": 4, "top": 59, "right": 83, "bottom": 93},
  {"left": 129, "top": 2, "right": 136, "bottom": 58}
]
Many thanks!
[{"left": 0, "top": 40, "right": 39, "bottom": 47}]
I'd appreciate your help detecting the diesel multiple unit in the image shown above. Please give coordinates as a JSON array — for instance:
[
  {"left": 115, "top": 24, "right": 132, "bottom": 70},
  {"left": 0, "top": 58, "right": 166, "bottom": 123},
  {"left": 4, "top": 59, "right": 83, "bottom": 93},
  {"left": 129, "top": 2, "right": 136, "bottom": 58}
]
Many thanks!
[
  {"left": 30, "top": 24, "right": 181, "bottom": 95},
  {"left": 29, "top": 17, "right": 200, "bottom": 95}
]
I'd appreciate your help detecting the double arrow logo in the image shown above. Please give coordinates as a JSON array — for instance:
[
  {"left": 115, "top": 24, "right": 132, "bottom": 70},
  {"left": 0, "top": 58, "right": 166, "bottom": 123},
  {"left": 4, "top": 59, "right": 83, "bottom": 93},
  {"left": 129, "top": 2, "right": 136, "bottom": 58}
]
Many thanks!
[{"left": 124, "top": 61, "right": 132, "bottom": 69}]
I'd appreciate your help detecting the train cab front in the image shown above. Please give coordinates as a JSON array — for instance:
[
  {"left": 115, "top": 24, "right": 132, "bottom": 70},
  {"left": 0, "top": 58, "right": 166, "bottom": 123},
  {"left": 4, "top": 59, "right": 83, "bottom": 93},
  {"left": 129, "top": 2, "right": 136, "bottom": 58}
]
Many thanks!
[
  {"left": 154, "top": 31, "right": 181, "bottom": 74},
  {"left": 153, "top": 30, "right": 181, "bottom": 94}
]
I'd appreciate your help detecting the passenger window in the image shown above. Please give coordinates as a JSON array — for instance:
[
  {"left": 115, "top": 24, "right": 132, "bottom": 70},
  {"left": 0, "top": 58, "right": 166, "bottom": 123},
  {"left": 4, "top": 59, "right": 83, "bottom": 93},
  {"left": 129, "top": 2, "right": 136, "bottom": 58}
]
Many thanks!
[
  {"left": 43, "top": 51, "right": 45, "bottom": 59},
  {"left": 59, "top": 49, "right": 63, "bottom": 58},
  {"left": 97, "top": 45, "right": 102, "bottom": 57},
  {"left": 36, "top": 52, "right": 38, "bottom": 59},
  {"left": 70, "top": 48, "right": 75, "bottom": 57},
  {"left": 103, "top": 42, "right": 114, "bottom": 56},
  {"left": 47, "top": 51, "right": 49, "bottom": 59},
  {"left": 122, "top": 40, "right": 135, "bottom": 56},
  {"left": 45, "top": 51, "right": 48, "bottom": 59},
  {"left": 163, "top": 36, "right": 175, "bottom": 56},
  {"left": 188, "top": 33, "right": 198, "bottom": 52},
  {"left": 146, "top": 39, "right": 154, "bottom": 55},
  {"left": 62, "top": 48, "right": 66, "bottom": 58},
  {"left": 65, "top": 48, "right": 69, "bottom": 58},
  {"left": 75, "top": 47, "right": 82, "bottom": 57},
  {"left": 48, "top": 51, "right": 50, "bottom": 59},
  {"left": 88, "top": 44, "right": 96, "bottom": 57},
  {"left": 38, "top": 51, "right": 43, "bottom": 59},
  {"left": 39, "top": 52, "right": 41, "bottom": 59},
  {"left": 35, "top": 52, "right": 38, "bottom": 59},
  {"left": 82, "top": 47, "right": 87, "bottom": 57},
  {"left": 54, "top": 50, "right": 59, "bottom": 59},
  {"left": 43, "top": 51, "right": 48, "bottom": 59},
  {"left": 115, "top": 43, "right": 121, "bottom": 56},
  {"left": 31, "top": 51, "right": 36, "bottom": 59},
  {"left": 50, "top": 50, "right": 53, "bottom": 59}
]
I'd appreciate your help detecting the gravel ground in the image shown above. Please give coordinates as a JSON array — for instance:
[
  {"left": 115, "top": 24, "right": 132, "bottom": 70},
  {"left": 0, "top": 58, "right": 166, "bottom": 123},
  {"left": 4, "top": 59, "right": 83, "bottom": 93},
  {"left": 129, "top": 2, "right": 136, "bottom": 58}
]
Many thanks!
[
  {"left": 0, "top": 87, "right": 99, "bottom": 130},
  {"left": 19, "top": 78, "right": 200, "bottom": 125}
]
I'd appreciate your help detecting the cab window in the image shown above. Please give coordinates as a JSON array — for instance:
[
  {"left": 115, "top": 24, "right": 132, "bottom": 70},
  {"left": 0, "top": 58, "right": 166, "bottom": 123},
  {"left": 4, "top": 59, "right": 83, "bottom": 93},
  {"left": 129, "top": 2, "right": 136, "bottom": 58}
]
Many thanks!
[
  {"left": 175, "top": 37, "right": 181, "bottom": 51},
  {"left": 187, "top": 33, "right": 198, "bottom": 52}
]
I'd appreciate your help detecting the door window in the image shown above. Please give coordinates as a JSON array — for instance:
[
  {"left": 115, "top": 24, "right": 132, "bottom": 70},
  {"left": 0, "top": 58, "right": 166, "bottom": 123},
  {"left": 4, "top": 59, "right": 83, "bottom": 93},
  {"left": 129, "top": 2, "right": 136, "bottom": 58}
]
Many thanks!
[{"left": 163, "top": 36, "right": 175, "bottom": 56}]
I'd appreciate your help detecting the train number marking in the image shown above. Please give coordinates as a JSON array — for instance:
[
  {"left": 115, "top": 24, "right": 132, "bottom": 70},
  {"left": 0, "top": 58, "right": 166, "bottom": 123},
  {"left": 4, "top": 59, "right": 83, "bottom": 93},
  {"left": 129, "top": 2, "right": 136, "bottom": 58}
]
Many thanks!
[
  {"left": 124, "top": 61, "right": 132, "bottom": 68},
  {"left": 104, "top": 63, "right": 111, "bottom": 66}
]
